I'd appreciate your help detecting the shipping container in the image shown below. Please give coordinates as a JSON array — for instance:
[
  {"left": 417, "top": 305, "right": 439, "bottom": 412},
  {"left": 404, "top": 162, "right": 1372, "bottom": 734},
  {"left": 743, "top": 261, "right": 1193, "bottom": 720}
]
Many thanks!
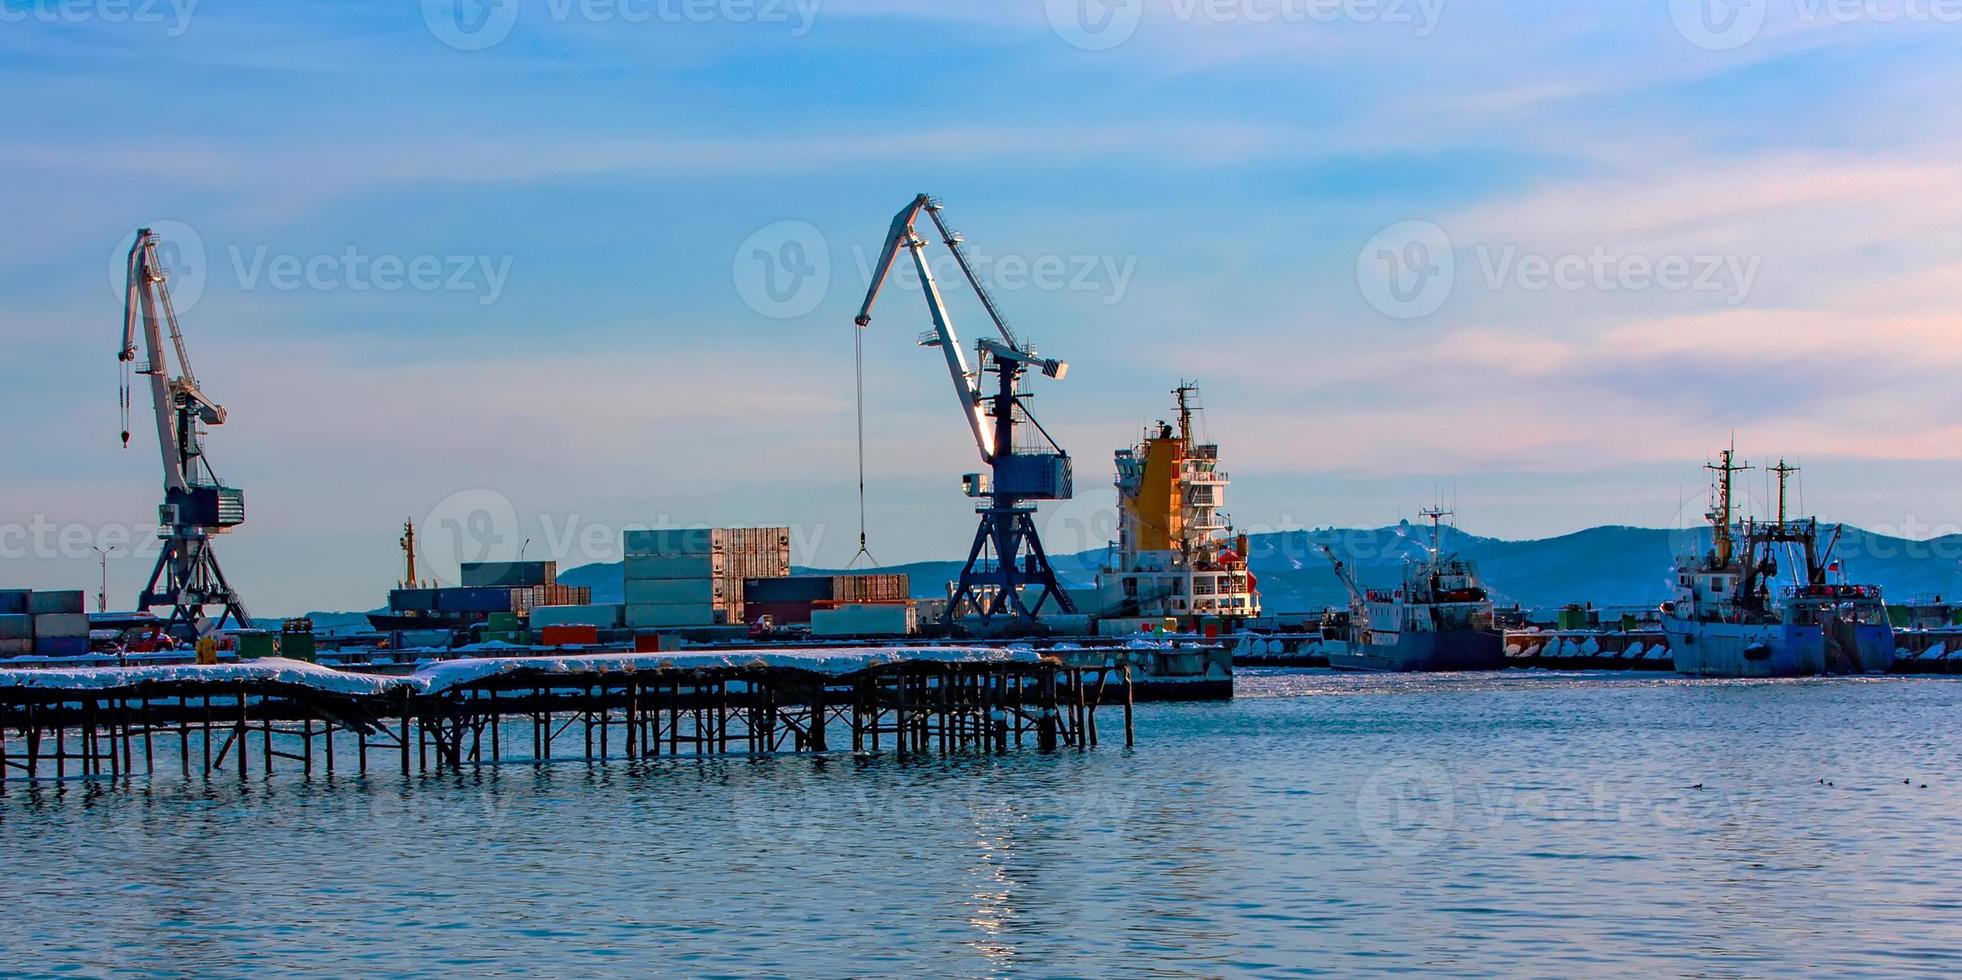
[
  {"left": 811, "top": 602, "right": 916, "bottom": 637},
  {"left": 486, "top": 612, "right": 524, "bottom": 631},
  {"left": 625, "top": 554, "right": 721, "bottom": 580},
  {"left": 743, "top": 600, "right": 818, "bottom": 625},
  {"left": 510, "top": 584, "right": 592, "bottom": 614},
  {"left": 834, "top": 573, "right": 911, "bottom": 602},
  {"left": 625, "top": 603, "right": 717, "bottom": 628},
  {"left": 623, "top": 526, "right": 791, "bottom": 561},
  {"left": 0, "top": 591, "right": 30, "bottom": 615},
  {"left": 398, "top": 629, "right": 454, "bottom": 649},
  {"left": 530, "top": 603, "right": 625, "bottom": 628},
  {"left": 0, "top": 614, "right": 30, "bottom": 640},
  {"left": 539, "top": 625, "right": 600, "bottom": 646},
  {"left": 633, "top": 632, "right": 674, "bottom": 653},
  {"left": 460, "top": 560, "right": 558, "bottom": 588},
  {"left": 744, "top": 576, "right": 836, "bottom": 604},
  {"left": 0, "top": 638, "right": 32, "bottom": 656},
  {"left": 34, "top": 636, "right": 90, "bottom": 657},
  {"left": 432, "top": 587, "right": 515, "bottom": 613},
  {"left": 281, "top": 632, "right": 317, "bottom": 662},
  {"left": 625, "top": 578, "right": 718, "bottom": 605},
  {"left": 235, "top": 631, "right": 279, "bottom": 660},
  {"left": 389, "top": 588, "right": 440, "bottom": 612},
  {"left": 29, "top": 590, "right": 85, "bottom": 615},
  {"left": 34, "top": 613, "right": 91, "bottom": 638}
]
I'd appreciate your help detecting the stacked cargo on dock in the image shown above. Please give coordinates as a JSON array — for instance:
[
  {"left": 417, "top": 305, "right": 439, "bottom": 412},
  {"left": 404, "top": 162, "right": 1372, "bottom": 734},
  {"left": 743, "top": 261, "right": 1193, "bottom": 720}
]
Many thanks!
[
  {"left": 0, "top": 590, "right": 91, "bottom": 657},
  {"left": 622, "top": 527, "right": 790, "bottom": 628},
  {"left": 742, "top": 573, "right": 910, "bottom": 624},
  {"left": 460, "top": 561, "right": 557, "bottom": 588},
  {"left": 530, "top": 603, "right": 625, "bottom": 629}
]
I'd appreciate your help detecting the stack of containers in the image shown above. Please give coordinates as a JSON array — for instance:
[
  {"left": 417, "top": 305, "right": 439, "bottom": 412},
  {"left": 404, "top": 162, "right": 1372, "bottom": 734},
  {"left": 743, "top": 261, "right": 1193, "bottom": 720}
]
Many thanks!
[
  {"left": 743, "top": 573, "right": 911, "bottom": 624},
  {"left": 622, "top": 527, "right": 790, "bottom": 629},
  {"left": 482, "top": 611, "right": 527, "bottom": 645},
  {"left": 0, "top": 589, "right": 32, "bottom": 657},
  {"left": 510, "top": 583, "right": 591, "bottom": 614},
  {"left": 531, "top": 604, "right": 626, "bottom": 629},
  {"left": 30, "top": 590, "right": 90, "bottom": 657}
]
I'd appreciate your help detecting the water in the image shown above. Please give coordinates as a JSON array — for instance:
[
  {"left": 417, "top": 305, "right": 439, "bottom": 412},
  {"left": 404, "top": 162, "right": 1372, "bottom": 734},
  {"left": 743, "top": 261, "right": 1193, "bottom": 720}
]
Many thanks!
[{"left": 4, "top": 671, "right": 1959, "bottom": 976}]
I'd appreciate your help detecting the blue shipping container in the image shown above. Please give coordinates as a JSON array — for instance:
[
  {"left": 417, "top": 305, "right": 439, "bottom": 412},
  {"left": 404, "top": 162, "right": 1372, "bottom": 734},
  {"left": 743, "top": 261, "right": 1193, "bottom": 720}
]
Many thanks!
[{"left": 35, "top": 636, "right": 91, "bottom": 657}]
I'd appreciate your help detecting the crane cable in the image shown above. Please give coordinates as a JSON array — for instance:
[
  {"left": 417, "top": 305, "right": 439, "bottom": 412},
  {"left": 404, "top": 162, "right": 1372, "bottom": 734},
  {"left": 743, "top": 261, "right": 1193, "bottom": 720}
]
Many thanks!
[{"left": 849, "top": 322, "right": 878, "bottom": 569}]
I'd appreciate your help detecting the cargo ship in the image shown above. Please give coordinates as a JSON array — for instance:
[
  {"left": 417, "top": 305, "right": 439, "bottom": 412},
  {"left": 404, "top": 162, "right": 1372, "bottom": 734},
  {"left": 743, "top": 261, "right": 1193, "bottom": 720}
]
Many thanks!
[
  {"left": 1661, "top": 449, "right": 1827, "bottom": 677},
  {"left": 1320, "top": 507, "right": 1505, "bottom": 672},
  {"left": 1093, "top": 382, "right": 1259, "bottom": 628}
]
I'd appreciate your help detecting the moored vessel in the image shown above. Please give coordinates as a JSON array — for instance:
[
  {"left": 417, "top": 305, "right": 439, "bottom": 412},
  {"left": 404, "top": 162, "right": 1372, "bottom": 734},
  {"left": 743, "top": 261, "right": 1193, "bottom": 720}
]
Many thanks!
[{"left": 1321, "top": 507, "right": 1504, "bottom": 672}]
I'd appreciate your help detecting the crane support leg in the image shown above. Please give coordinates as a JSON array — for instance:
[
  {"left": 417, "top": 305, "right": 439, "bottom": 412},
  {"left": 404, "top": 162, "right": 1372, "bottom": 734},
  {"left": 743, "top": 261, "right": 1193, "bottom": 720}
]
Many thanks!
[
  {"left": 946, "top": 506, "right": 1079, "bottom": 629},
  {"left": 140, "top": 531, "right": 250, "bottom": 637}
]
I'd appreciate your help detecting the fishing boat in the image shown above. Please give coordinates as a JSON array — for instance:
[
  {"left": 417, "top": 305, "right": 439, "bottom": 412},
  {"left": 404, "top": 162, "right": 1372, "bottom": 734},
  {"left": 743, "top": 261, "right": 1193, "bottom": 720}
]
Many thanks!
[{"left": 1321, "top": 507, "right": 1505, "bottom": 672}]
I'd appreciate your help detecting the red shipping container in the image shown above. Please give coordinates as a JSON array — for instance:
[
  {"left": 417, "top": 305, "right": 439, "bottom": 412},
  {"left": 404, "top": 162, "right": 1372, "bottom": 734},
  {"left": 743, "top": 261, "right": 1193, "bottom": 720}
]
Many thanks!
[
  {"left": 633, "top": 632, "right": 670, "bottom": 653},
  {"left": 540, "top": 625, "right": 600, "bottom": 646}
]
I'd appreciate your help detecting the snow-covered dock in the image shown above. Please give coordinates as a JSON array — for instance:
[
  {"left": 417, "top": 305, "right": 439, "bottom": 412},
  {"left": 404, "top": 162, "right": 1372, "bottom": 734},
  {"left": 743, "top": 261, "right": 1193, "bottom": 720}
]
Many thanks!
[{"left": 0, "top": 647, "right": 1124, "bottom": 784}]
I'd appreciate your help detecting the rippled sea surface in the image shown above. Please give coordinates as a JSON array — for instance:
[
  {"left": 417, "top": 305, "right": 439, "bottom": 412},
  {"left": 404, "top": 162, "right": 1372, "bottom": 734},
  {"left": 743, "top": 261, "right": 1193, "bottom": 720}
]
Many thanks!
[{"left": 5, "top": 671, "right": 1960, "bottom": 976}]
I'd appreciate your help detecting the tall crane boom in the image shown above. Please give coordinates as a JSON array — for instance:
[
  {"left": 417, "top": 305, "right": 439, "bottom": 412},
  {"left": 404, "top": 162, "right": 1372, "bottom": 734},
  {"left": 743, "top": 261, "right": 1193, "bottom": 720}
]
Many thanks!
[
  {"left": 852, "top": 194, "right": 1077, "bottom": 627},
  {"left": 119, "top": 227, "right": 249, "bottom": 635}
]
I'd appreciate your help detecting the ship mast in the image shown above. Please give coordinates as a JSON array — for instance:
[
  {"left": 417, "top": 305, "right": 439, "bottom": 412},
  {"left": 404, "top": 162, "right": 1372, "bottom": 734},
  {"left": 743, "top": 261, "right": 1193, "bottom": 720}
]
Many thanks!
[
  {"left": 1174, "top": 380, "right": 1197, "bottom": 445},
  {"left": 1420, "top": 504, "right": 1452, "bottom": 562},
  {"left": 400, "top": 518, "right": 421, "bottom": 588},
  {"left": 1706, "top": 446, "right": 1751, "bottom": 568}
]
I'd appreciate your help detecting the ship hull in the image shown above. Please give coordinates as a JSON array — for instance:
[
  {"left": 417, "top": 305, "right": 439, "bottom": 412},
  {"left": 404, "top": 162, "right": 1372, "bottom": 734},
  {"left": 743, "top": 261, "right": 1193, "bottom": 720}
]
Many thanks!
[
  {"left": 1327, "top": 630, "right": 1505, "bottom": 673},
  {"left": 1664, "top": 619, "right": 1826, "bottom": 677},
  {"left": 1834, "top": 622, "right": 1896, "bottom": 675}
]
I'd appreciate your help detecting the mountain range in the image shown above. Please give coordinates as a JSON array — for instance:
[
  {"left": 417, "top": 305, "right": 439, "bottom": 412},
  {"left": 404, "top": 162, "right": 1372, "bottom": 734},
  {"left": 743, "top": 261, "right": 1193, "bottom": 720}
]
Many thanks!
[{"left": 554, "top": 524, "right": 1962, "bottom": 614}]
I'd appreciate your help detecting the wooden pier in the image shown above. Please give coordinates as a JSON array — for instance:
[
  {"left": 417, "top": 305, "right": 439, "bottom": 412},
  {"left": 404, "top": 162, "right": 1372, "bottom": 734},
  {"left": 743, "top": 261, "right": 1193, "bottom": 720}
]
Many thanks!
[{"left": 0, "top": 649, "right": 1130, "bottom": 786}]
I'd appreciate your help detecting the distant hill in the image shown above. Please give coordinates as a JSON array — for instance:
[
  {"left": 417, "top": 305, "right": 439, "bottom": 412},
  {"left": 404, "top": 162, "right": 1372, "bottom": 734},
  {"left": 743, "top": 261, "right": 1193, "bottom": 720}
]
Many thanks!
[{"left": 557, "top": 524, "right": 1962, "bottom": 613}]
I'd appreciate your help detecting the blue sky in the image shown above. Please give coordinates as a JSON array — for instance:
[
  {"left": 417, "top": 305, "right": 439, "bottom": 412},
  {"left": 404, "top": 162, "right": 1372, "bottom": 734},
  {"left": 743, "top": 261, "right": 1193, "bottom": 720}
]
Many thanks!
[{"left": 3, "top": 1, "right": 1959, "bottom": 613}]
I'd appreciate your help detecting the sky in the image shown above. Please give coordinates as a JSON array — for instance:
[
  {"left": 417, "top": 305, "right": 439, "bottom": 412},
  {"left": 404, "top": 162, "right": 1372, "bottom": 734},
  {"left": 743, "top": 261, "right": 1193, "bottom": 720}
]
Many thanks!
[{"left": 2, "top": 0, "right": 1959, "bottom": 614}]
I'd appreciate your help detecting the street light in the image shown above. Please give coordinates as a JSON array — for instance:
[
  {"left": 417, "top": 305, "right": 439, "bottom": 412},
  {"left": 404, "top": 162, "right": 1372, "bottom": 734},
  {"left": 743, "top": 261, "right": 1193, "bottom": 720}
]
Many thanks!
[{"left": 90, "top": 546, "right": 119, "bottom": 614}]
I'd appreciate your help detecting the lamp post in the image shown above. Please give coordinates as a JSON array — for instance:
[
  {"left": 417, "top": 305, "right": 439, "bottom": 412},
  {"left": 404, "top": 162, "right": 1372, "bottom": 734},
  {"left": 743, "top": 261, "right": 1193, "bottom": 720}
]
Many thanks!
[{"left": 91, "top": 546, "right": 118, "bottom": 614}]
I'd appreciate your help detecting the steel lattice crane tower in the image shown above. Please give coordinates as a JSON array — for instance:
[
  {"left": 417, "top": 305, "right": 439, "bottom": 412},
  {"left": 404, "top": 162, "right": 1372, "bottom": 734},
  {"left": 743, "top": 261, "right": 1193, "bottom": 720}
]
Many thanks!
[
  {"left": 855, "top": 194, "right": 1078, "bottom": 626},
  {"left": 119, "top": 227, "right": 250, "bottom": 635}
]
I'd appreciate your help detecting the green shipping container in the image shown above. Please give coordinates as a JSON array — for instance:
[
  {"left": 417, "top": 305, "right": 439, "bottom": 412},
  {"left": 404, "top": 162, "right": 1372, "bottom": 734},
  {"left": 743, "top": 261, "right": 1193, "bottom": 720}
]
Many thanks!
[
  {"left": 1556, "top": 608, "right": 1589, "bottom": 631},
  {"left": 281, "top": 633, "right": 317, "bottom": 663},
  {"left": 487, "top": 612, "right": 524, "bottom": 631},
  {"left": 237, "top": 632, "right": 279, "bottom": 660}
]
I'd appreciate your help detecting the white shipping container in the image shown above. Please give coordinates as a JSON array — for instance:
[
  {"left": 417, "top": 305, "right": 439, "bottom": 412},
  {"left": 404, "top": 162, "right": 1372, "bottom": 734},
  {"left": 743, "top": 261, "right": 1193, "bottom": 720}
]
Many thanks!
[
  {"left": 625, "top": 579, "right": 718, "bottom": 605},
  {"left": 625, "top": 603, "right": 718, "bottom": 628},
  {"left": 810, "top": 603, "right": 916, "bottom": 637},
  {"left": 625, "top": 554, "right": 720, "bottom": 580},
  {"left": 34, "top": 613, "right": 92, "bottom": 638},
  {"left": 530, "top": 603, "right": 626, "bottom": 628}
]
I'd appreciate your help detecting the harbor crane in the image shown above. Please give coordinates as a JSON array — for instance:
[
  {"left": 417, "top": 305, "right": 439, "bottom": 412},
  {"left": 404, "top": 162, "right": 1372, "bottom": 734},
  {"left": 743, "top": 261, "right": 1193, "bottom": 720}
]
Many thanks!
[
  {"left": 855, "top": 194, "right": 1078, "bottom": 625},
  {"left": 118, "top": 227, "right": 250, "bottom": 635}
]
